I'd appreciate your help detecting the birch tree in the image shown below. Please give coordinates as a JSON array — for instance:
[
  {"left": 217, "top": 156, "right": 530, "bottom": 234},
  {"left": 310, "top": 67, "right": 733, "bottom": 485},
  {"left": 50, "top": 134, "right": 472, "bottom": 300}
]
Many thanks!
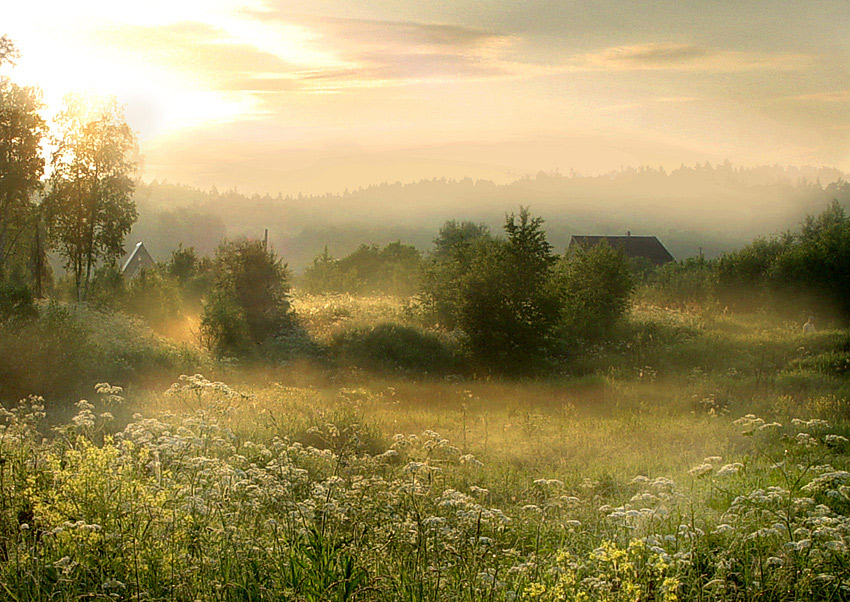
[{"left": 45, "top": 95, "right": 137, "bottom": 300}]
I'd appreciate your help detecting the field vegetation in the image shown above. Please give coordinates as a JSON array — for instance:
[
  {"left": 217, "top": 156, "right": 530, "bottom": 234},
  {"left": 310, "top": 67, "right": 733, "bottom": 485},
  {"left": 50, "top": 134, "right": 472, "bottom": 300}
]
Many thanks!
[
  {"left": 4, "top": 30, "right": 850, "bottom": 601},
  {"left": 1, "top": 296, "right": 850, "bottom": 600}
]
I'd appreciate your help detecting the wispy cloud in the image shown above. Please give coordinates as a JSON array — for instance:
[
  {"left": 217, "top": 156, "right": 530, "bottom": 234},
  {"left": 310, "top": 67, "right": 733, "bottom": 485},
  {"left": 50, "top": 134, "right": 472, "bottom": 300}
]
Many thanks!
[
  {"left": 790, "top": 90, "right": 850, "bottom": 103},
  {"left": 580, "top": 43, "right": 809, "bottom": 72}
]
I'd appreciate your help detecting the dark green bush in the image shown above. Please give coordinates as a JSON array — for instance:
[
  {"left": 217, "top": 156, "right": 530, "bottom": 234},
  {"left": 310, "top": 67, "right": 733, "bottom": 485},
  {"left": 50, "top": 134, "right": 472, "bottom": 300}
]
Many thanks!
[
  {"left": 552, "top": 242, "right": 635, "bottom": 344},
  {"left": 0, "top": 282, "right": 36, "bottom": 323},
  {"left": 423, "top": 208, "right": 561, "bottom": 373},
  {"left": 332, "top": 323, "right": 457, "bottom": 373},
  {"left": 301, "top": 241, "right": 424, "bottom": 296},
  {"left": 200, "top": 239, "right": 296, "bottom": 356},
  {"left": 716, "top": 200, "right": 850, "bottom": 319},
  {"left": 645, "top": 256, "right": 715, "bottom": 308}
]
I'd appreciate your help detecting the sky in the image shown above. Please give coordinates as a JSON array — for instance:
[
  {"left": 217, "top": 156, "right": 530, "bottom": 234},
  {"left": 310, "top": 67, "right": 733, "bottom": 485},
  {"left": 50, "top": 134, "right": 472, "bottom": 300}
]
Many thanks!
[{"left": 4, "top": 0, "right": 850, "bottom": 194}]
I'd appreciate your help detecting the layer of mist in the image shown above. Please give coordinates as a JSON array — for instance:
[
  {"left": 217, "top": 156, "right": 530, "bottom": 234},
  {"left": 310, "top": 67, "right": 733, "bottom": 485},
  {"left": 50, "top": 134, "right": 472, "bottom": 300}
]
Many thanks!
[{"left": 127, "top": 162, "right": 850, "bottom": 270}]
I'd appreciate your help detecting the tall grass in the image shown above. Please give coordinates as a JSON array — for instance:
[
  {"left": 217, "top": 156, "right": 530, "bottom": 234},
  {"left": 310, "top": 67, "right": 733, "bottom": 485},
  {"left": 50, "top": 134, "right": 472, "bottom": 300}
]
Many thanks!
[{"left": 2, "top": 296, "right": 850, "bottom": 599}]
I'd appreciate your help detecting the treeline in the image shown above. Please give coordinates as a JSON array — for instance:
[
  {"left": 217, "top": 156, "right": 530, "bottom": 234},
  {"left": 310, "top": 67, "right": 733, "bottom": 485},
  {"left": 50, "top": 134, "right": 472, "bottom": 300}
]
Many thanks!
[
  {"left": 129, "top": 164, "right": 850, "bottom": 271},
  {"left": 647, "top": 200, "right": 850, "bottom": 324}
]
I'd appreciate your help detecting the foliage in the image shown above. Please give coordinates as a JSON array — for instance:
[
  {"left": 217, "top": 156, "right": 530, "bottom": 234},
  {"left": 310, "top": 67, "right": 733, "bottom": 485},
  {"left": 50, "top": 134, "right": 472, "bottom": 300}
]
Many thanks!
[
  {"left": 166, "top": 243, "right": 213, "bottom": 304},
  {"left": 552, "top": 242, "right": 635, "bottom": 343},
  {"left": 421, "top": 221, "right": 492, "bottom": 330},
  {"left": 423, "top": 209, "right": 573, "bottom": 372},
  {"left": 331, "top": 322, "right": 458, "bottom": 373},
  {"left": 200, "top": 239, "right": 295, "bottom": 356},
  {"left": 0, "top": 35, "right": 19, "bottom": 66},
  {"left": 643, "top": 256, "right": 716, "bottom": 309},
  {"left": 301, "top": 242, "right": 424, "bottom": 296},
  {"left": 716, "top": 200, "right": 850, "bottom": 319},
  {"left": 0, "top": 302, "right": 202, "bottom": 402},
  {"left": 0, "top": 78, "right": 47, "bottom": 282},
  {"left": 431, "top": 220, "right": 490, "bottom": 263},
  {"left": 44, "top": 95, "right": 137, "bottom": 300},
  {"left": 0, "top": 281, "right": 36, "bottom": 323}
]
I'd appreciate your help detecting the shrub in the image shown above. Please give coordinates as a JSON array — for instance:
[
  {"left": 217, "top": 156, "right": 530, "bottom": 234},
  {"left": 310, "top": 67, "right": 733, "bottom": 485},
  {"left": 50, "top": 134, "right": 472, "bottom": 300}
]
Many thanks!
[
  {"left": 301, "top": 242, "right": 424, "bottom": 296},
  {"left": 716, "top": 200, "right": 850, "bottom": 319},
  {"left": 123, "top": 267, "right": 183, "bottom": 324},
  {"left": 332, "top": 322, "right": 458, "bottom": 373},
  {"left": 200, "top": 239, "right": 296, "bottom": 356},
  {"left": 551, "top": 242, "right": 635, "bottom": 344},
  {"left": 423, "top": 208, "right": 561, "bottom": 372},
  {"left": 645, "top": 256, "right": 716, "bottom": 308},
  {"left": 166, "top": 243, "right": 213, "bottom": 305},
  {"left": 0, "top": 282, "right": 36, "bottom": 323}
]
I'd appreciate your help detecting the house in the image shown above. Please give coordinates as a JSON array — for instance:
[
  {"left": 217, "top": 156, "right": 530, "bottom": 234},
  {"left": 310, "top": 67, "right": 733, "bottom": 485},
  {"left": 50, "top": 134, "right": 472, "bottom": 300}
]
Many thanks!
[
  {"left": 568, "top": 232, "right": 674, "bottom": 266},
  {"left": 121, "top": 242, "right": 155, "bottom": 278}
]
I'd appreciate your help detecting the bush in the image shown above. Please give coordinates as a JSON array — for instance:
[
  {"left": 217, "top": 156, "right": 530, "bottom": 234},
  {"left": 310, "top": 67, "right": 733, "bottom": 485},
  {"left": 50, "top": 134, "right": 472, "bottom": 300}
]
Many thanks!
[
  {"left": 0, "top": 282, "right": 36, "bottom": 323},
  {"left": 301, "top": 242, "right": 424, "bottom": 296},
  {"left": 644, "top": 256, "right": 715, "bottom": 308},
  {"left": 423, "top": 208, "right": 561, "bottom": 372},
  {"left": 551, "top": 242, "right": 635, "bottom": 343},
  {"left": 332, "top": 322, "right": 458, "bottom": 373},
  {"left": 716, "top": 200, "right": 850, "bottom": 319},
  {"left": 0, "top": 302, "right": 202, "bottom": 403},
  {"left": 166, "top": 244, "right": 213, "bottom": 305},
  {"left": 200, "top": 239, "right": 296, "bottom": 356}
]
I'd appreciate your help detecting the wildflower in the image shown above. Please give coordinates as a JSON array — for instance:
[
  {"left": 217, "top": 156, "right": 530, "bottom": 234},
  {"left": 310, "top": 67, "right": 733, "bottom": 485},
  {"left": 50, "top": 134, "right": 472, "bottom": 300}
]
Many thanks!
[
  {"left": 824, "top": 540, "right": 847, "bottom": 553},
  {"left": 717, "top": 463, "right": 743, "bottom": 477},
  {"left": 460, "top": 454, "right": 483, "bottom": 467},
  {"left": 688, "top": 463, "right": 713, "bottom": 477}
]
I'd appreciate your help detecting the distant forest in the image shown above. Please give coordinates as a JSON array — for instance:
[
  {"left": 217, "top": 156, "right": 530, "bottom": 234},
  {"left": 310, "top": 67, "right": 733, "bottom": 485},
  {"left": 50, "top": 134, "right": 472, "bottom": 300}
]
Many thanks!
[{"left": 126, "top": 163, "right": 850, "bottom": 271}]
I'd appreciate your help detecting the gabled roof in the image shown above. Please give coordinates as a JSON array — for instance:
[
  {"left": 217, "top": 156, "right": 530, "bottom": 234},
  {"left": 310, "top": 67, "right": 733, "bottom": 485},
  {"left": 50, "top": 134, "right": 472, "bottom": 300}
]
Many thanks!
[
  {"left": 568, "top": 235, "right": 675, "bottom": 266},
  {"left": 121, "top": 242, "right": 155, "bottom": 278}
]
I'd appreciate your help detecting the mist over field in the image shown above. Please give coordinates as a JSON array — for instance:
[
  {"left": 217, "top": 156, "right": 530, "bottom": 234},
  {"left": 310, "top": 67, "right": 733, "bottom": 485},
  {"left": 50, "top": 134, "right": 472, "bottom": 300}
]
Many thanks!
[
  {"left": 5, "top": 0, "right": 850, "bottom": 599},
  {"left": 130, "top": 162, "right": 850, "bottom": 269}
]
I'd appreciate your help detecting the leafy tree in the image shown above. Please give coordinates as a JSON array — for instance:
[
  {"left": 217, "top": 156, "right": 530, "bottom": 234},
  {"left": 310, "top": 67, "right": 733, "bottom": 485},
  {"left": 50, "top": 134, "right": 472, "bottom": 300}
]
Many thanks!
[
  {"left": 431, "top": 220, "right": 490, "bottom": 263},
  {"left": 0, "top": 36, "right": 19, "bottom": 67},
  {"left": 424, "top": 208, "right": 561, "bottom": 372},
  {"left": 552, "top": 242, "right": 634, "bottom": 342},
  {"left": 715, "top": 200, "right": 850, "bottom": 318},
  {"left": 301, "top": 241, "right": 423, "bottom": 295},
  {"left": 45, "top": 95, "right": 137, "bottom": 300},
  {"left": 423, "top": 220, "right": 492, "bottom": 328},
  {"left": 200, "top": 239, "right": 295, "bottom": 355},
  {"left": 167, "top": 243, "right": 213, "bottom": 303},
  {"left": 716, "top": 237, "right": 789, "bottom": 311},
  {"left": 770, "top": 200, "right": 850, "bottom": 318},
  {"left": 0, "top": 74, "right": 47, "bottom": 281}
]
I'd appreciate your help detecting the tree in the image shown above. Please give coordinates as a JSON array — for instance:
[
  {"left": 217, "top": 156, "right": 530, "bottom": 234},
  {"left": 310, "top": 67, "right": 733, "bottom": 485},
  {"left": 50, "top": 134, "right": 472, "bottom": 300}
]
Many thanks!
[
  {"left": 200, "top": 239, "right": 295, "bottom": 355},
  {"left": 0, "top": 79, "right": 46, "bottom": 281},
  {"left": 423, "top": 220, "right": 492, "bottom": 328},
  {"left": 45, "top": 95, "right": 137, "bottom": 300},
  {"left": 431, "top": 220, "right": 490, "bottom": 263},
  {"left": 0, "top": 36, "right": 20, "bottom": 67},
  {"left": 423, "top": 208, "right": 561, "bottom": 372},
  {"left": 551, "top": 242, "right": 634, "bottom": 342}
]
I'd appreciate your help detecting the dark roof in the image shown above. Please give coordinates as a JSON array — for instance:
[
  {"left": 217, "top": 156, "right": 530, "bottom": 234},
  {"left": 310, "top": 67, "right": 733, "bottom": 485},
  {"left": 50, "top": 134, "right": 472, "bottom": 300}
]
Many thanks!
[
  {"left": 121, "top": 242, "right": 155, "bottom": 278},
  {"left": 568, "top": 235, "right": 675, "bottom": 266}
]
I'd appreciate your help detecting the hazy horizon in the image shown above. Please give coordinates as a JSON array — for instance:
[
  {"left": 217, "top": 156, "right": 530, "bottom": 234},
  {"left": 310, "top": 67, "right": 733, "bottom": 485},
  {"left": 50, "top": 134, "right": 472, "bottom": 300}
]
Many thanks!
[{"left": 5, "top": 0, "right": 850, "bottom": 196}]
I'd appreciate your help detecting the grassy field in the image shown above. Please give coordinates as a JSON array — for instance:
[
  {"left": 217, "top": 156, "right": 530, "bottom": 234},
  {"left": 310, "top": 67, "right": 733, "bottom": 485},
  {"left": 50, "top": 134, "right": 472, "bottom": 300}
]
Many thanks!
[{"left": 1, "top": 295, "right": 849, "bottom": 600}]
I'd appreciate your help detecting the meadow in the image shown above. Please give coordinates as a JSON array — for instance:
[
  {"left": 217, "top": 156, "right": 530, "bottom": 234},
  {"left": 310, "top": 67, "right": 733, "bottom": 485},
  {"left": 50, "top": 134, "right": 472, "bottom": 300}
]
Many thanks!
[{"left": 1, "top": 293, "right": 849, "bottom": 601}]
